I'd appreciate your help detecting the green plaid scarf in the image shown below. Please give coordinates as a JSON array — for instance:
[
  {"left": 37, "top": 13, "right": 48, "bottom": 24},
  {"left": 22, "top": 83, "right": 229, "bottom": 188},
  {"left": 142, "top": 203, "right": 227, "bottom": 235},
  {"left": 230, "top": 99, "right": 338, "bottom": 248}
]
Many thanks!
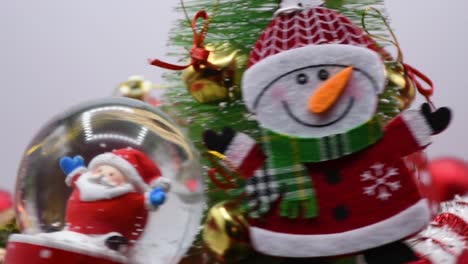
[{"left": 261, "top": 118, "right": 382, "bottom": 219}]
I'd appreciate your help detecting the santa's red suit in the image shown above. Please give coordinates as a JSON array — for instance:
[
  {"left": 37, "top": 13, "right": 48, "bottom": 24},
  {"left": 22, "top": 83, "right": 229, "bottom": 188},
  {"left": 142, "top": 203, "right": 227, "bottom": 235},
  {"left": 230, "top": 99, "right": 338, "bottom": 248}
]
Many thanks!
[
  {"left": 64, "top": 148, "right": 170, "bottom": 243},
  {"left": 224, "top": 111, "right": 434, "bottom": 257},
  {"left": 66, "top": 172, "right": 150, "bottom": 242}
]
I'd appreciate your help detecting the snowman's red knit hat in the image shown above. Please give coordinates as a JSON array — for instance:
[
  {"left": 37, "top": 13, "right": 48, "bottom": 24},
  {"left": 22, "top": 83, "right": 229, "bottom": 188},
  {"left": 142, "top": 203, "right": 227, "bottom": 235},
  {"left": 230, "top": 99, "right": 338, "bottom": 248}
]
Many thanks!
[
  {"left": 89, "top": 148, "right": 165, "bottom": 192},
  {"left": 248, "top": 5, "right": 382, "bottom": 67}
]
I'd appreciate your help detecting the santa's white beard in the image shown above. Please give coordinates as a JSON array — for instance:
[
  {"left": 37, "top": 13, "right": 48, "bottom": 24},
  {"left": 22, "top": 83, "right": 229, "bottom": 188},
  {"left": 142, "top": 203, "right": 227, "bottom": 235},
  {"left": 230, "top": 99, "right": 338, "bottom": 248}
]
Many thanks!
[{"left": 76, "top": 171, "right": 136, "bottom": 202}]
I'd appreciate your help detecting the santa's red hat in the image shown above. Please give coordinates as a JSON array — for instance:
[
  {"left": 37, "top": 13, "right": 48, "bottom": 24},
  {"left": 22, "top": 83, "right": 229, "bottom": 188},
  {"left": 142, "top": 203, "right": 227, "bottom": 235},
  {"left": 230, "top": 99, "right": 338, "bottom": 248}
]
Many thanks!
[
  {"left": 248, "top": 2, "right": 382, "bottom": 68},
  {"left": 89, "top": 148, "right": 169, "bottom": 192}
]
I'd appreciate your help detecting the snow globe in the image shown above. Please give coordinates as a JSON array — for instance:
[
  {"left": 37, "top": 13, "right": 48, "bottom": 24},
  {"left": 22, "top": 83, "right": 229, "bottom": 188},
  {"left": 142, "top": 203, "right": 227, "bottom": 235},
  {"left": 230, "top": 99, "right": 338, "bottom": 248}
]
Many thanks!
[{"left": 5, "top": 98, "right": 204, "bottom": 264}]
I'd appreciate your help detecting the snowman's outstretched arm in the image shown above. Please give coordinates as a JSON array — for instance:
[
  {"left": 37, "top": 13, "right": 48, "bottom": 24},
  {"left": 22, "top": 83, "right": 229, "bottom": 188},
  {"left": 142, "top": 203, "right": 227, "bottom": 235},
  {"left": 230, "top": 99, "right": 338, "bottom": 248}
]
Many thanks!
[
  {"left": 59, "top": 155, "right": 87, "bottom": 187},
  {"left": 203, "top": 127, "right": 266, "bottom": 178},
  {"left": 383, "top": 103, "right": 451, "bottom": 157}
]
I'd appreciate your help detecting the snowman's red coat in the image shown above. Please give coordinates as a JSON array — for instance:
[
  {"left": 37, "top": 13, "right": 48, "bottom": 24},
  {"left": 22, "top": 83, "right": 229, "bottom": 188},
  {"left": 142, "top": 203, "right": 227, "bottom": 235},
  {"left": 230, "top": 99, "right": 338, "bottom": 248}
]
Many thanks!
[
  {"left": 65, "top": 175, "right": 148, "bottom": 242},
  {"left": 227, "top": 111, "right": 433, "bottom": 257}
]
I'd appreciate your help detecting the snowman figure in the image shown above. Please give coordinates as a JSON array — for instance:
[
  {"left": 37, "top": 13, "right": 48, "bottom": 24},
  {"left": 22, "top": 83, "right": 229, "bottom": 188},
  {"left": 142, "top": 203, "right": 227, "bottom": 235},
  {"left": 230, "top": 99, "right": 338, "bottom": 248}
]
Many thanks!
[
  {"left": 56, "top": 147, "right": 170, "bottom": 252},
  {"left": 203, "top": 3, "right": 451, "bottom": 264}
]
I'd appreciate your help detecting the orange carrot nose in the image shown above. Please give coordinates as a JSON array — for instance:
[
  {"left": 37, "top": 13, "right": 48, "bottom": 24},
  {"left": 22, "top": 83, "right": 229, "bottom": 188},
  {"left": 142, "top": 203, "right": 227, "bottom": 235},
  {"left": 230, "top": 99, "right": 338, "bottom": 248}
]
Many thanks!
[{"left": 309, "top": 67, "right": 354, "bottom": 114}]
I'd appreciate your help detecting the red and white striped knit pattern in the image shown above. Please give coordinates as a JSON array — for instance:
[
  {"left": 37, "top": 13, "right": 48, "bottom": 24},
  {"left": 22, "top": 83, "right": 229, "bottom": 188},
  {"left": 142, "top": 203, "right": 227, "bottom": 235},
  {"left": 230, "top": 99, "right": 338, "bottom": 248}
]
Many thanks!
[
  {"left": 248, "top": 7, "right": 379, "bottom": 67},
  {"left": 407, "top": 195, "right": 468, "bottom": 264}
]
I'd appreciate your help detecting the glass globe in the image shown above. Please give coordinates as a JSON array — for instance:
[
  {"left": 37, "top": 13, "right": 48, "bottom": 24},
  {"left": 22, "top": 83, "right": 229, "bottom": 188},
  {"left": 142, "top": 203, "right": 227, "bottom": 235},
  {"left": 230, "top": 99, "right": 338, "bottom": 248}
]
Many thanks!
[{"left": 14, "top": 97, "right": 204, "bottom": 264}]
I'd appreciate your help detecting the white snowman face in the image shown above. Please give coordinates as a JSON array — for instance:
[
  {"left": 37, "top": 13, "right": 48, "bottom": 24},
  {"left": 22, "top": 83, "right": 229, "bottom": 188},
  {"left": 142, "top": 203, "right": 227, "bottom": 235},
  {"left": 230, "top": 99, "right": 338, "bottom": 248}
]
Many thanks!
[{"left": 242, "top": 44, "right": 386, "bottom": 138}]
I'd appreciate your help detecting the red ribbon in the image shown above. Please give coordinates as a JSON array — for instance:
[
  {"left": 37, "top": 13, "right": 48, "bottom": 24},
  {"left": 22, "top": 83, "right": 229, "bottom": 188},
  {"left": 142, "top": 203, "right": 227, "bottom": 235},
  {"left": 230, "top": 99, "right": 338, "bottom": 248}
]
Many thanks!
[
  {"left": 149, "top": 11, "right": 211, "bottom": 71},
  {"left": 404, "top": 63, "right": 435, "bottom": 101}
]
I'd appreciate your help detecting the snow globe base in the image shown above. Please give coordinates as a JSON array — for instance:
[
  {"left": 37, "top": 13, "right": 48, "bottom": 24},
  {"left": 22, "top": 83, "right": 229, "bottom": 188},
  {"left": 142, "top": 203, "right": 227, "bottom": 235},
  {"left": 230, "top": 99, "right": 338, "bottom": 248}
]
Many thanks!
[{"left": 6, "top": 234, "right": 126, "bottom": 264}]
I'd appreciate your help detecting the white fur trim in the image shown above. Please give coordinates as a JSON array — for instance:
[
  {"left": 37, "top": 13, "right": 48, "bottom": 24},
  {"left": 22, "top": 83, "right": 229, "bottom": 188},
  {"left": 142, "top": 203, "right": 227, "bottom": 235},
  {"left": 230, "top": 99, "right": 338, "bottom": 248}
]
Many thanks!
[
  {"left": 224, "top": 133, "right": 256, "bottom": 169},
  {"left": 250, "top": 199, "right": 430, "bottom": 257},
  {"left": 242, "top": 44, "right": 386, "bottom": 112},
  {"left": 89, "top": 153, "right": 149, "bottom": 192},
  {"left": 401, "top": 110, "right": 432, "bottom": 147},
  {"left": 65, "top": 167, "right": 87, "bottom": 186},
  {"left": 150, "top": 177, "right": 171, "bottom": 192},
  {"left": 8, "top": 234, "right": 127, "bottom": 263},
  {"left": 76, "top": 172, "right": 135, "bottom": 202}
]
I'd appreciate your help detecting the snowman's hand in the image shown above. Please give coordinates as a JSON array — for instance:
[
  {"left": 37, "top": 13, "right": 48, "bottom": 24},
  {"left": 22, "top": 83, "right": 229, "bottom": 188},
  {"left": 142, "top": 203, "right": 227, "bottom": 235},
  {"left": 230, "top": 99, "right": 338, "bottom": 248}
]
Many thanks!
[
  {"left": 204, "top": 128, "right": 266, "bottom": 178},
  {"left": 420, "top": 103, "right": 452, "bottom": 135},
  {"left": 203, "top": 127, "right": 236, "bottom": 154}
]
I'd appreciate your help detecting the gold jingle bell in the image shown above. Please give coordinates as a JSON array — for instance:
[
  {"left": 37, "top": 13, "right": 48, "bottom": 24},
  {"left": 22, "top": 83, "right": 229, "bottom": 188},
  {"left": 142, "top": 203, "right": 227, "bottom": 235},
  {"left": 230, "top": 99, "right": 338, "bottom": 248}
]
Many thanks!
[
  {"left": 385, "top": 62, "right": 417, "bottom": 111},
  {"left": 114, "top": 76, "right": 153, "bottom": 101},
  {"left": 183, "top": 44, "right": 246, "bottom": 104},
  {"left": 202, "top": 201, "right": 251, "bottom": 262}
]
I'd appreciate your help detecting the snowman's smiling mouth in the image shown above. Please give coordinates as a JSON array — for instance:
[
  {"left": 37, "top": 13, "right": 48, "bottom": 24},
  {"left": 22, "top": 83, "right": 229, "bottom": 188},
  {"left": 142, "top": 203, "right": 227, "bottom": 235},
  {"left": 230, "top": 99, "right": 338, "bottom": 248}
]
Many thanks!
[{"left": 281, "top": 98, "right": 355, "bottom": 127}]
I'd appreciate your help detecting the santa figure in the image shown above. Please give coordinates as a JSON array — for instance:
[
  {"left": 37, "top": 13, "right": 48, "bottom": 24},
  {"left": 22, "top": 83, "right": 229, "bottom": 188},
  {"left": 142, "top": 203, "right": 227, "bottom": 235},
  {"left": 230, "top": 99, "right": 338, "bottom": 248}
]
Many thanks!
[
  {"left": 58, "top": 147, "right": 171, "bottom": 252},
  {"left": 203, "top": 1, "right": 451, "bottom": 263}
]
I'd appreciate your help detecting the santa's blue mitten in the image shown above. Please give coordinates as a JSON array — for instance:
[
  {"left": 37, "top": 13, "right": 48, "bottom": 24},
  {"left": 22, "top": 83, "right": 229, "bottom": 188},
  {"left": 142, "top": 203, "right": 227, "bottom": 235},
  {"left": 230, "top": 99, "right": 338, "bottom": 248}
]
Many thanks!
[
  {"left": 150, "top": 187, "right": 166, "bottom": 206},
  {"left": 59, "top": 156, "right": 85, "bottom": 176}
]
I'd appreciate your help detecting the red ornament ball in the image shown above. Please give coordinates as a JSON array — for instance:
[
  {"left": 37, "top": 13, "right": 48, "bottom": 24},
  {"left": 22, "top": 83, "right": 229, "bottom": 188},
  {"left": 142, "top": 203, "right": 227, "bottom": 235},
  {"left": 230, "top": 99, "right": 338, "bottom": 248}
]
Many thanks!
[{"left": 427, "top": 158, "right": 468, "bottom": 202}]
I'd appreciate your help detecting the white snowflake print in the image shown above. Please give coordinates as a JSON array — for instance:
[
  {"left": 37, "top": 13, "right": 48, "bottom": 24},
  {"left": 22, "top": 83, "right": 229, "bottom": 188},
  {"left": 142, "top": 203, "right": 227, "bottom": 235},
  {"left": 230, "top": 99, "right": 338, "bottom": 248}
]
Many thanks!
[{"left": 360, "top": 163, "right": 401, "bottom": 201}]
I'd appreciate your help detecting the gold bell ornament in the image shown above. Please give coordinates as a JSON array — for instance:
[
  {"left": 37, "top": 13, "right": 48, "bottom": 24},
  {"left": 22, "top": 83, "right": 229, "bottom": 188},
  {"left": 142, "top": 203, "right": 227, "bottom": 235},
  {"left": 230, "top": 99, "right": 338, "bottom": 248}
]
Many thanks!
[
  {"left": 114, "top": 76, "right": 167, "bottom": 106},
  {"left": 114, "top": 75, "right": 153, "bottom": 101},
  {"left": 182, "top": 43, "right": 246, "bottom": 104},
  {"left": 202, "top": 201, "right": 252, "bottom": 262},
  {"left": 149, "top": 3, "right": 246, "bottom": 104},
  {"left": 385, "top": 61, "right": 417, "bottom": 111}
]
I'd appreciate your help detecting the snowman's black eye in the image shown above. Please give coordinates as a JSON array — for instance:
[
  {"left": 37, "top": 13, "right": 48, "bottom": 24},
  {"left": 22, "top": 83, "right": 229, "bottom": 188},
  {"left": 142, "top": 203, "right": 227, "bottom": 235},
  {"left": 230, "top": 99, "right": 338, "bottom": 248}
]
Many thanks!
[
  {"left": 296, "top": 73, "right": 308, "bottom": 85},
  {"left": 318, "top": 69, "right": 330, "bottom": 81}
]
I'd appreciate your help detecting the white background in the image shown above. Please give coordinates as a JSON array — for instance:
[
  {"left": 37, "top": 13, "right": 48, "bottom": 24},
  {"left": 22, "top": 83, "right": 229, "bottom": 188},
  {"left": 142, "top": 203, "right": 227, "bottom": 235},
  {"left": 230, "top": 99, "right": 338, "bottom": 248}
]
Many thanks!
[{"left": 0, "top": 0, "right": 466, "bottom": 191}]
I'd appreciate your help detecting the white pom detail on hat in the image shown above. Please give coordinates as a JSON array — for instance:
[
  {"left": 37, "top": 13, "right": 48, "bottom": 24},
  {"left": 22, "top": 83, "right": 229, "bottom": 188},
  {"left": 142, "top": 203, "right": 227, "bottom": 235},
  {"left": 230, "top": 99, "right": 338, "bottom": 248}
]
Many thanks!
[{"left": 276, "top": 0, "right": 324, "bottom": 16}]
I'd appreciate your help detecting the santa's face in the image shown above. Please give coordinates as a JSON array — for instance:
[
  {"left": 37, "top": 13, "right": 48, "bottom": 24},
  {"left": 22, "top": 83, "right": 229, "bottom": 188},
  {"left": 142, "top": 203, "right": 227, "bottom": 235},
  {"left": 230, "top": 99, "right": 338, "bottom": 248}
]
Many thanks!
[
  {"left": 91, "top": 165, "right": 128, "bottom": 187},
  {"left": 242, "top": 44, "right": 386, "bottom": 138},
  {"left": 76, "top": 169, "right": 135, "bottom": 202}
]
